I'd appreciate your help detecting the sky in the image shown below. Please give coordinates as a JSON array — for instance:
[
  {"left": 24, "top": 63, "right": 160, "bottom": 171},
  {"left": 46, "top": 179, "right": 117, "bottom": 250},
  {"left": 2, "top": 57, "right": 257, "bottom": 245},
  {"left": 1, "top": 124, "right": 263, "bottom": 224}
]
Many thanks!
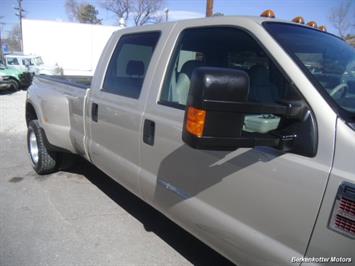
[{"left": 0, "top": 0, "right": 353, "bottom": 38}]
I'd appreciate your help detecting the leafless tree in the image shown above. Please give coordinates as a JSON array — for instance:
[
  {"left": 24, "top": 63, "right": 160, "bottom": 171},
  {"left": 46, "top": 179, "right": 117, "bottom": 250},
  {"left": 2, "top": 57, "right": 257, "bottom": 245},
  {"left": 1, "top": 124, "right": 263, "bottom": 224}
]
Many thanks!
[
  {"left": 100, "top": 0, "right": 130, "bottom": 22},
  {"left": 65, "top": 0, "right": 79, "bottom": 21},
  {"left": 5, "top": 25, "right": 21, "bottom": 52},
  {"left": 132, "top": 0, "right": 164, "bottom": 26},
  {"left": 329, "top": 0, "right": 354, "bottom": 38},
  {"left": 101, "top": 0, "right": 164, "bottom": 26}
]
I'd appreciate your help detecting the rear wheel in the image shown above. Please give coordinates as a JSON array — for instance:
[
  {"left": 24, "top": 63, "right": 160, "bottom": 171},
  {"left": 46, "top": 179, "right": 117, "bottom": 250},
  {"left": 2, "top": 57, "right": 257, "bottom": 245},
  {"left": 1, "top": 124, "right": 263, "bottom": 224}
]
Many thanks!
[{"left": 27, "top": 120, "right": 58, "bottom": 174}]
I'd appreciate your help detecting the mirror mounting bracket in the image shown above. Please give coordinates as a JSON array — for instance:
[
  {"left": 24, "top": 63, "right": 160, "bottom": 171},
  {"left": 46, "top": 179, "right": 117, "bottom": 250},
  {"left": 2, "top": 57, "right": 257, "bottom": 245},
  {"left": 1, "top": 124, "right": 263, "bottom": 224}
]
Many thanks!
[{"left": 202, "top": 100, "right": 306, "bottom": 120}]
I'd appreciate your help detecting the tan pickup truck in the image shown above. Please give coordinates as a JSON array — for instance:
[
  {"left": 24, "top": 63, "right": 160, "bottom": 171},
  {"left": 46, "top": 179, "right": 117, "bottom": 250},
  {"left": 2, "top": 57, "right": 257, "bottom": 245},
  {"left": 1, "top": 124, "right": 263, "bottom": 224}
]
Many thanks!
[{"left": 25, "top": 14, "right": 355, "bottom": 265}]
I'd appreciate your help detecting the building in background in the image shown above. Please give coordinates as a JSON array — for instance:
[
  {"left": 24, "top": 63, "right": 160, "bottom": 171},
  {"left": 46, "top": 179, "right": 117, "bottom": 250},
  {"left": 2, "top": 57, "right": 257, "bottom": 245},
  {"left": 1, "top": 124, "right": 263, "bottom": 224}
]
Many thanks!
[{"left": 22, "top": 19, "right": 122, "bottom": 75}]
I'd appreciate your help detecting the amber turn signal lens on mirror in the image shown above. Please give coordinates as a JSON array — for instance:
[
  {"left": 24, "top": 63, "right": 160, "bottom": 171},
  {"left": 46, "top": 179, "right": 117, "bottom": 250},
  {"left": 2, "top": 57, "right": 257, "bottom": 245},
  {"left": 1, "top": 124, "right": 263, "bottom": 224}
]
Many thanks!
[{"left": 186, "top": 107, "right": 206, "bottom": 138}]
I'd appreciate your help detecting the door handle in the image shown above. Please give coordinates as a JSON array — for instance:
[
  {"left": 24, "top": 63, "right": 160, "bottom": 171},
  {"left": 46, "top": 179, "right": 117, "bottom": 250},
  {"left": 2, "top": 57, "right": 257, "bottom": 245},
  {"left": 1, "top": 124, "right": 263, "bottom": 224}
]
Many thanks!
[
  {"left": 92, "top": 103, "right": 98, "bottom": 122},
  {"left": 143, "top": 119, "right": 155, "bottom": 146}
]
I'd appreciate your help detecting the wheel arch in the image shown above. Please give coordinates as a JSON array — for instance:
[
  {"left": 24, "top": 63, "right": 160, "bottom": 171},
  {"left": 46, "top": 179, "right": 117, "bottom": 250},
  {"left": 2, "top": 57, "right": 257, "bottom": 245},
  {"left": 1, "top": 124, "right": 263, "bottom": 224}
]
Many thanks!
[{"left": 26, "top": 101, "right": 38, "bottom": 126}]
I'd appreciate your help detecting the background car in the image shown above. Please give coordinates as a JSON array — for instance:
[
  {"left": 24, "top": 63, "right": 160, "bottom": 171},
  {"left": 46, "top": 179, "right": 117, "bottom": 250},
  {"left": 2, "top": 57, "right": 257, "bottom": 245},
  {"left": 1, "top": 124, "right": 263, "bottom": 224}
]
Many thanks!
[
  {"left": 0, "top": 62, "right": 33, "bottom": 91},
  {"left": 4, "top": 54, "right": 63, "bottom": 76}
]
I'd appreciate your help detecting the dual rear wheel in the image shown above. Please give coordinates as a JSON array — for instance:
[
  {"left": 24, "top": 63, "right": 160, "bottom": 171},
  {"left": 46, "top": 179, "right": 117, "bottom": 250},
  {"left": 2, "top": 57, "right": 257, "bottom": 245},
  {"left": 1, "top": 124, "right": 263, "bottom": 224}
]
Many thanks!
[
  {"left": 27, "top": 120, "right": 57, "bottom": 174},
  {"left": 27, "top": 120, "right": 76, "bottom": 174}
]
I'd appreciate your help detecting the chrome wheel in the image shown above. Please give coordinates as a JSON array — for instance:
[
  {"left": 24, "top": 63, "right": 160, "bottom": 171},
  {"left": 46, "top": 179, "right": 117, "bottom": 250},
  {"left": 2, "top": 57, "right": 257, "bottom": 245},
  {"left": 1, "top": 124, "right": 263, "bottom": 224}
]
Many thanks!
[{"left": 29, "top": 130, "right": 39, "bottom": 164}]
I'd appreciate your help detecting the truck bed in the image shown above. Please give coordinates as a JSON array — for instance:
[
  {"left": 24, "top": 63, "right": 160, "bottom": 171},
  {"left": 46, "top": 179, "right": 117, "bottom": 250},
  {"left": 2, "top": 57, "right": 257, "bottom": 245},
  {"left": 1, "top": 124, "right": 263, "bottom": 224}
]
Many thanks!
[
  {"left": 29, "top": 75, "right": 91, "bottom": 157},
  {"left": 37, "top": 75, "right": 92, "bottom": 88}
]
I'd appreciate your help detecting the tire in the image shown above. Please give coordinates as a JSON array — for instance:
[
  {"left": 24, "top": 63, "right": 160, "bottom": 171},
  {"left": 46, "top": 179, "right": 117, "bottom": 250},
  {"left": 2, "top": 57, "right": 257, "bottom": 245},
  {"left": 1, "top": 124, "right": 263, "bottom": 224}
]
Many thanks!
[
  {"left": 8, "top": 78, "right": 19, "bottom": 91},
  {"left": 27, "top": 120, "right": 58, "bottom": 174}
]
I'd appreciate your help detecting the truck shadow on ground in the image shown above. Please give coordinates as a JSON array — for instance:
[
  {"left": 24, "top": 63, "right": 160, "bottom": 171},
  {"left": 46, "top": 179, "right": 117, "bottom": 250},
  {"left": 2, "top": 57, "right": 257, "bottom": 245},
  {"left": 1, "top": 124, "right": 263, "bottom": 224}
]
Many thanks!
[{"left": 69, "top": 158, "right": 235, "bottom": 266}]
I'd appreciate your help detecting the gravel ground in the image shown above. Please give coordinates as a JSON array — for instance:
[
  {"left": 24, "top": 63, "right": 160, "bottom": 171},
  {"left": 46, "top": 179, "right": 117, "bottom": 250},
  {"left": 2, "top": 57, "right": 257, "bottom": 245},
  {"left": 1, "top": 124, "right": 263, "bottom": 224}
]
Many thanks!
[{"left": 0, "top": 90, "right": 233, "bottom": 266}]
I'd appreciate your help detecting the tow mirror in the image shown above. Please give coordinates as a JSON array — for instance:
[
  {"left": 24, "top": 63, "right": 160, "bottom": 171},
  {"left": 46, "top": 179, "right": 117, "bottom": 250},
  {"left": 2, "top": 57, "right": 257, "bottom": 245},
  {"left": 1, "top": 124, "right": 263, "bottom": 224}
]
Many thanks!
[{"left": 182, "top": 67, "right": 307, "bottom": 151}]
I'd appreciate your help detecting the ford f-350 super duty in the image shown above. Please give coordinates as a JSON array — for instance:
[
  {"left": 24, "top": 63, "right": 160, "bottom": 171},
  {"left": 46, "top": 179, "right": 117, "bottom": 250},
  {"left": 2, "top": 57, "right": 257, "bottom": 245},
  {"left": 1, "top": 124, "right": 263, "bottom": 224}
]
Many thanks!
[{"left": 25, "top": 14, "right": 355, "bottom": 265}]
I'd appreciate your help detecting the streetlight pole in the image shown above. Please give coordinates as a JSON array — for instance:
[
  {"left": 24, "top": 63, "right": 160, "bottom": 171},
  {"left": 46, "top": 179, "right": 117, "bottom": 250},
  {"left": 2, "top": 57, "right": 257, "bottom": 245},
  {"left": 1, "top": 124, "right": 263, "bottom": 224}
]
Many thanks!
[
  {"left": 14, "top": 0, "right": 24, "bottom": 52},
  {"left": 0, "top": 25, "right": 3, "bottom": 62}
]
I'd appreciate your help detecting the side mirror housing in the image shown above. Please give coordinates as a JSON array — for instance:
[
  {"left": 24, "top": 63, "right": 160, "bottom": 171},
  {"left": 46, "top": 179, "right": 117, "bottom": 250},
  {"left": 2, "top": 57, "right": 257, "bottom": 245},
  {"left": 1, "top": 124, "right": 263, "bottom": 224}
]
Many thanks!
[
  {"left": 182, "top": 67, "right": 309, "bottom": 151},
  {"left": 183, "top": 67, "right": 250, "bottom": 150}
]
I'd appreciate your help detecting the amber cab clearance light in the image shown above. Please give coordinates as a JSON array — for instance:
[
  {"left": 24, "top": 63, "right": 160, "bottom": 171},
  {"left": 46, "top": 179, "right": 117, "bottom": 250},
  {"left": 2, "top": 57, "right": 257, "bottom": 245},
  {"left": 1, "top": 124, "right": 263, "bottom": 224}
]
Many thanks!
[
  {"left": 260, "top": 9, "right": 276, "bottom": 18},
  {"left": 318, "top": 25, "right": 327, "bottom": 32},
  {"left": 186, "top": 107, "right": 206, "bottom": 138},
  {"left": 307, "top": 21, "right": 318, "bottom": 28},
  {"left": 292, "top": 16, "right": 305, "bottom": 24}
]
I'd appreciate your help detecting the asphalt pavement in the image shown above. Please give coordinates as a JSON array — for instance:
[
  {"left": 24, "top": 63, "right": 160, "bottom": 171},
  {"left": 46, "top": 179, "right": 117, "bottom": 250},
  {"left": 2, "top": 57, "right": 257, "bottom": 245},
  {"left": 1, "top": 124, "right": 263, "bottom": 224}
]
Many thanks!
[{"left": 0, "top": 91, "right": 234, "bottom": 266}]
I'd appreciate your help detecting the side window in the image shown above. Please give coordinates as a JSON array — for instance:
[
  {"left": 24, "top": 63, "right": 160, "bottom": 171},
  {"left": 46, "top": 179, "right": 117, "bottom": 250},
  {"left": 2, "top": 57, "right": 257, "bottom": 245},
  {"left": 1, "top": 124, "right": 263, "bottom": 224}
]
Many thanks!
[
  {"left": 159, "top": 27, "right": 298, "bottom": 133},
  {"left": 7, "top": 58, "right": 19, "bottom": 65},
  {"left": 103, "top": 31, "right": 160, "bottom": 99},
  {"left": 22, "top": 59, "right": 33, "bottom": 66}
]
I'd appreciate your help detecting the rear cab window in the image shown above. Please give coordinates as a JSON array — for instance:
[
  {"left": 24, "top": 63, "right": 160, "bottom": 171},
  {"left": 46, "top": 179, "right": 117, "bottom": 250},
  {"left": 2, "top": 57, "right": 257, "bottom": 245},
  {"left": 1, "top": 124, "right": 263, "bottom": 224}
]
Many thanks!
[{"left": 103, "top": 31, "right": 160, "bottom": 99}]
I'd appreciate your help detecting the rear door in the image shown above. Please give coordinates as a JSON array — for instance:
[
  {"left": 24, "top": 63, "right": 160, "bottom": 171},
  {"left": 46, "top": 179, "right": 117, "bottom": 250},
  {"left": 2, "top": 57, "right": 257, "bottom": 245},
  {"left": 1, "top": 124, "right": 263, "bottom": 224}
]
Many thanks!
[
  {"left": 88, "top": 30, "right": 161, "bottom": 195},
  {"left": 139, "top": 23, "right": 336, "bottom": 265}
]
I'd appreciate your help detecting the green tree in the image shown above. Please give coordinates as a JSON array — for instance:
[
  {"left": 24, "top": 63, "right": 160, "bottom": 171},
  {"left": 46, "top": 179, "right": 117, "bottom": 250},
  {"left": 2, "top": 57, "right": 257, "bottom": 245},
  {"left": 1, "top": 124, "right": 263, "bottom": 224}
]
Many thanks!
[
  {"left": 65, "top": 0, "right": 102, "bottom": 24},
  {"left": 77, "top": 4, "right": 102, "bottom": 24}
]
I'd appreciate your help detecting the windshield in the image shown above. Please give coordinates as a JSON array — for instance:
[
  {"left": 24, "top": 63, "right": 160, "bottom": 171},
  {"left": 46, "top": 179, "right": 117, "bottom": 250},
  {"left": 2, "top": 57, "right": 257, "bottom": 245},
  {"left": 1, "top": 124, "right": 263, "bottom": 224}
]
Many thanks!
[
  {"left": 33, "top": 57, "right": 44, "bottom": 65},
  {"left": 264, "top": 22, "right": 355, "bottom": 118}
]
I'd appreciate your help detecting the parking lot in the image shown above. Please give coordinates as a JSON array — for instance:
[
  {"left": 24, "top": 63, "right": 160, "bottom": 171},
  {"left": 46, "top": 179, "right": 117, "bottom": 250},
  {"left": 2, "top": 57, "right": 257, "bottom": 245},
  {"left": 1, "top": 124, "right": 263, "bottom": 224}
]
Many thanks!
[{"left": 0, "top": 90, "right": 233, "bottom": 266}]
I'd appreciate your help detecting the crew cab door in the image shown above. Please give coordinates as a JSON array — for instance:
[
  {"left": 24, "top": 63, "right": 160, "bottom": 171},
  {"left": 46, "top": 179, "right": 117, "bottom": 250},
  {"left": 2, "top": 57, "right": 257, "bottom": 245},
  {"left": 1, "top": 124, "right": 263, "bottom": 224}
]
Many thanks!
[
  {"left": 139, "top": 23, "right": 336, "bottom": 265},
  {"left": 87, "top": 31, "right": 161, "bottom": 195}
]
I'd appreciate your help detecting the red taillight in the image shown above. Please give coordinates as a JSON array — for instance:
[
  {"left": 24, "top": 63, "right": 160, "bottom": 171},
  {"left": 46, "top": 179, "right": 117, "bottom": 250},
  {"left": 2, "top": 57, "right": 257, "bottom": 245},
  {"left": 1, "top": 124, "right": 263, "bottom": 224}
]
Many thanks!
[
  {"left": 335, "top": 215, "right": 355, "bottom": 234},
  {"left": 328, "top": 182, "right": 355, "bottom": 238}
]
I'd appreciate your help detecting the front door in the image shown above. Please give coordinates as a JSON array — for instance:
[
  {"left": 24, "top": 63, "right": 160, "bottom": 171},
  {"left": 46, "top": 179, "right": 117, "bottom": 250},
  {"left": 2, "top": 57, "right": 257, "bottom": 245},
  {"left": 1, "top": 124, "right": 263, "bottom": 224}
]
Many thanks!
[{"left": 139, "top": 25, "right": 336, "bottom": 265}]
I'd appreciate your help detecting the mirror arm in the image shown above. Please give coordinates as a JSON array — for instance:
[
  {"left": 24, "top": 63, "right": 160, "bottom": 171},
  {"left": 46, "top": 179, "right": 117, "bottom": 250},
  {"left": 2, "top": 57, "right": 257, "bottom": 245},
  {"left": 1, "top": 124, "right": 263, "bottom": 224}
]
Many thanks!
[
  {"left": 242, "top": 131, "right": 297, "bottom": 148},
  {"left": 203, "top": 100, "right": 304, "bottom": 118},
  {"left": 185, "top": 131, "right": 297, "bottom": 151}
]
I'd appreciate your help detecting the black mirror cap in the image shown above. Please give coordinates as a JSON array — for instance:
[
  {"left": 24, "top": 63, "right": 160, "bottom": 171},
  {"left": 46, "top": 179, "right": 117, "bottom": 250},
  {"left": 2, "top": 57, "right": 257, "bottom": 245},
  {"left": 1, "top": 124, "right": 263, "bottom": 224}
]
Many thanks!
[
  {"left": 183, "top": 67, "right": 250, "bottom": 150},
  {"left": 186, "top": 67, "right": 250, "bottom": 109}
]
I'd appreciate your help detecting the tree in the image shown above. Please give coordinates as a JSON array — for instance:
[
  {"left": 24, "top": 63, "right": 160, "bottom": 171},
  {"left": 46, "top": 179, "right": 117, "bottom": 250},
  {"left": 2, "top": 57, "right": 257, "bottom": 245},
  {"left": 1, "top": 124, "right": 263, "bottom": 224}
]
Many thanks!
[
  {"left": 212, "top": 12, "right": 224, "bottom": 16},
  {"left": 65, "top": 0, "right": 79, "bottom": 22},
  {"left": 100, "top": 0, "right": 130, "bottom": 23},
  {"left": 345, "top": 34, "right": 355, "bottom": 47},
  {"left": 77, "top": 4, "right": 102, "bottom": 24},
  {"left": 132, "top": 0, "right": 164, "bottom": 26},
  {"left": 329, "top": 0, "right": 354, "bottom": 38},
  {"left": 5, "top": 25, "right": 21, "bottom": 52},
  {"left": 101, "top": 0, "right": 164, "bottom": 26},
  {"left": 65, "top": 0, "right": 102, "bottom": 24}
]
